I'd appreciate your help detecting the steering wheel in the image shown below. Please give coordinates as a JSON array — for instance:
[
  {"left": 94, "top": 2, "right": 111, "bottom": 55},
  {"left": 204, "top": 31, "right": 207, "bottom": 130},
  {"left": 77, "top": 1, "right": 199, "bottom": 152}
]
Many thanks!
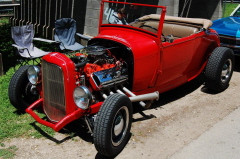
[
  {"left": 139, "top": 25, "right": 157, "bottom": 30},
  {"left": 139, "top": 25, "right": 166, "bottom": 42},
  {"left": 139, "top": 25, "right": 158, "bottom": 32}
]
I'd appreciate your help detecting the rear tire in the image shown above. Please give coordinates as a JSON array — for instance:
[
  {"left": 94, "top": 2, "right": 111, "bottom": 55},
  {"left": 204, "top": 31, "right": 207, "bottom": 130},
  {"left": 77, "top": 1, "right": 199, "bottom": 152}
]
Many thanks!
[
  {"left": 8, "top": 65, "right": 39, "bottom": 112},
  {"left": 204, "top": 47, "right": 234, "bottom": 92},
  {"left": 93, "top": 93, "right": 132, "bottom": 158}
]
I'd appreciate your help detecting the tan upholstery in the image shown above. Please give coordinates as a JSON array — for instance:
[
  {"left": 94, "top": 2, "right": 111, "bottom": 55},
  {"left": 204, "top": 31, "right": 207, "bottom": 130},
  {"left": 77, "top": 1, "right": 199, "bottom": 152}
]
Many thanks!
[
  {"left": 130, "top": 14, "right": 211, "bottom": 39},
  {"left": 163, "top": 23, "right": 199, "bottom": 39},
  {"left": 139, "top": 14, "right": 213, "bottom": 29},
  {"left": 132, "top": 20, "right": 199, "bottom": 39}
]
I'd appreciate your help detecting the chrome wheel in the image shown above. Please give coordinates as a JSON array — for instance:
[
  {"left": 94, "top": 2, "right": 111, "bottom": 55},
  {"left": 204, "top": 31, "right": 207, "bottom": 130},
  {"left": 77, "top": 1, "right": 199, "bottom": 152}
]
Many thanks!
[
  {"left": 221, "top": 59, "right": 232, "bottom": 83},
  {"left": 112, "top": 106, "right": 129, "bottom": 146}
]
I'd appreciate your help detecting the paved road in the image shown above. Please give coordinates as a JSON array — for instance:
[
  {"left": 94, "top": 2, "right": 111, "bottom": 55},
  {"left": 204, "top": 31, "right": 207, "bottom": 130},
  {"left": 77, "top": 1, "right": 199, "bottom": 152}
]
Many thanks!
[{"left": 169, "top": 107, "right": 240, "bottom": 159}]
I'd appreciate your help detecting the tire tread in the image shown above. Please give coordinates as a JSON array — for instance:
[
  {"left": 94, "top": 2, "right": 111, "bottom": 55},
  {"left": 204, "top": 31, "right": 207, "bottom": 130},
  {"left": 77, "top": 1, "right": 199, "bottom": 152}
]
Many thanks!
[
  {"left": 8, "top": 65, "right": 30, "bottom": 111},
  {"left": 93, "top": 93, "right": 132, "bottom": 157},
  {"left": 205, "top": 47, "right": 234, "bottom": 92}
]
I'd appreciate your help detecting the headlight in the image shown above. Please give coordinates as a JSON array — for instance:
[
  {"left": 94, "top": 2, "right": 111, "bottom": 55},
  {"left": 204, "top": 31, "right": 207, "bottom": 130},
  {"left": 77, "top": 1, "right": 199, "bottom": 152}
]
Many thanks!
[
  {"left": 73, "top": 86, "right": 92, "bottom": 110},
  {"left": 27, "top": 66, "right": 41, "bottom": 85}
]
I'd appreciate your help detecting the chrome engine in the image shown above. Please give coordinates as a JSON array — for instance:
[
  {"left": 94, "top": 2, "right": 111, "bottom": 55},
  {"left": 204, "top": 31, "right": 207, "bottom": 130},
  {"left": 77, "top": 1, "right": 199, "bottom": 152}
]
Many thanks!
[{"left": 70, "top": 45, "right": 129, "bottom": 91}]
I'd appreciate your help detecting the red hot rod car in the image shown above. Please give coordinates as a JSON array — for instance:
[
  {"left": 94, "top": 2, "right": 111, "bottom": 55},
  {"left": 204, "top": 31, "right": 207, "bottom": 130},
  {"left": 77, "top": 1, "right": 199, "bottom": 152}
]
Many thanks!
[{"left": 9, "top": 0, "right": 235, "bottom": 158}]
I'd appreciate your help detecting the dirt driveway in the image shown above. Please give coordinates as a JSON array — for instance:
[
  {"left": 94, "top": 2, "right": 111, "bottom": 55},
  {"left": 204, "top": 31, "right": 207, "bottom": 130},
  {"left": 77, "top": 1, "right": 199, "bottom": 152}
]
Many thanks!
[{"left": 4, "top": 57, "right": 240, "bottom": 159}]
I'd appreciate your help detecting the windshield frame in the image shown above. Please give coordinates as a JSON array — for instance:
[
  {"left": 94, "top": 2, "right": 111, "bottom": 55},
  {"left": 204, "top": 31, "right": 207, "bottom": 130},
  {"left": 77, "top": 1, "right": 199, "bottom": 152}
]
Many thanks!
[{"left": 99, "top": 0, "right": 166, "bottom": 40}]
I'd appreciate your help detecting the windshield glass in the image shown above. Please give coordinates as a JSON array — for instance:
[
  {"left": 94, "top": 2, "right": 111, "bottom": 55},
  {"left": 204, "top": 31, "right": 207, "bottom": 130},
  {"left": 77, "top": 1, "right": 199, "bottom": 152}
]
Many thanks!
[{"left": 100, "top": 0, "right": 166, "bottom": 36}]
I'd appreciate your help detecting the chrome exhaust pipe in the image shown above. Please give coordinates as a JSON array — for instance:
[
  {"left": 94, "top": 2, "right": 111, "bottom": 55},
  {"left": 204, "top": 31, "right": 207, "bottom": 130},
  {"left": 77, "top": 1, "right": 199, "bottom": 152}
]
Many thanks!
[
  {"left": 123, "top": 87, "right": 159, "bottom": 108},
  {"left": 122, "top": 87, "right": 146, "bottom": 107},
  {"left": 102, "top": 93, "right": 108, "bottom": 99},
  {"left": 129, "top": 91, "right": 159, "bottom": 102},
  {"left": 123, "top": 87, "right": 159, "bottom": 102},
  {"left": 101, "top": 87, "right": 159, "bottom": 108}
]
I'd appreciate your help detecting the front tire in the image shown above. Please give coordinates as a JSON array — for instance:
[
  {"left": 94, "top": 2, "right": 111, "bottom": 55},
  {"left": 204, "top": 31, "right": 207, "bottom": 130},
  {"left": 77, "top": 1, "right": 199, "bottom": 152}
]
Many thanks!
[
  {"left": 204, "top": 47, "right": 235, "bottom": 92},
  {"left": 93, "top": 93, "right": 133, "bottom": 158},
  {"left": 8, "top": 65, "right": 39, "bottom": 112}
]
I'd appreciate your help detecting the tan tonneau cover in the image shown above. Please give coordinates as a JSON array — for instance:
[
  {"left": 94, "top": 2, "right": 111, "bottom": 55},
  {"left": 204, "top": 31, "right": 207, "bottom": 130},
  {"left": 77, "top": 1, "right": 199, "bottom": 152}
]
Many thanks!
[{"left": 139, "top": 14, "right": 213, "bottom": 29}]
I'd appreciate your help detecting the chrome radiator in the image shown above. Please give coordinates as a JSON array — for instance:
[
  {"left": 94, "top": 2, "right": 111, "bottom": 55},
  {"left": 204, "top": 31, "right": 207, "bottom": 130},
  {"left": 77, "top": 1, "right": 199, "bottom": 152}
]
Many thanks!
[{"left": 42, "top": 60, "right": 66, "bottom": 122}]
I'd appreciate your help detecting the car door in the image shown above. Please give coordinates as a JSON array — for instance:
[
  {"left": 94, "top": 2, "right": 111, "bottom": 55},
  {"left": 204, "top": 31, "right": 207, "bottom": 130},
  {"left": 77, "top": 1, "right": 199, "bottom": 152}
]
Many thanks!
[{"left": 155, "top": 36, "right": 195, "bottom": 88}]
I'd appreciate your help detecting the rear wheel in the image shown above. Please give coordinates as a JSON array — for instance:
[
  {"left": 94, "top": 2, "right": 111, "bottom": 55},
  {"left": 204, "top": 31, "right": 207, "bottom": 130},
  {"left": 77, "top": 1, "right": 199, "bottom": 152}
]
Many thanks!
[
  {"left": 8, "top": 65, "right": 39, "bottom": 112},
  {"left": 204, "top": 47, "right": 235, "bottom": 92},
  {"left": 93, "top": 93, "right": 132, "bottom": 158}
]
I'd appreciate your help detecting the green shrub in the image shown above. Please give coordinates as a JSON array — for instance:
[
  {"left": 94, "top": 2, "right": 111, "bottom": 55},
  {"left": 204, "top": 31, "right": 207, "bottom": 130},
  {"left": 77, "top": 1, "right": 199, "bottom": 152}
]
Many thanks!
[
  {"left": 223, "top": 3, "right": 239, "bottom": 17},
  {"left": 0, "top": 17, "right": 9, "bottom": 24},
  {"left": 0, "top": 24, "right": 15, "bottom": 72}
]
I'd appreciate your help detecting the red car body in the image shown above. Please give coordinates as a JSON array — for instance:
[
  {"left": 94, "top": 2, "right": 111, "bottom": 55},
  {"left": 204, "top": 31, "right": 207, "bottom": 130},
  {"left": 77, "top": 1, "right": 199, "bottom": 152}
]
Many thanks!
[
  {"left": 27, "top": 0, "right": 220, "bottom": 137},
  {"left": 9, "top": 0, "right": 234, "bottom": 157}
]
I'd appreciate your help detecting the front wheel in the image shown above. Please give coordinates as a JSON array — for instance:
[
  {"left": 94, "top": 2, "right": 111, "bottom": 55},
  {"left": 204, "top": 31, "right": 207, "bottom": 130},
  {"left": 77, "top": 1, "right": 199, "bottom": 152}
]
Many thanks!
[
  {"left": 204, "top": 47, "right": 235, "bottom": 92},
  {"left": 93, "top": 93, "right": 133, "bottom": 158},
  {"left": 8, "top": 65, "right": 39, "bottom": 112}
]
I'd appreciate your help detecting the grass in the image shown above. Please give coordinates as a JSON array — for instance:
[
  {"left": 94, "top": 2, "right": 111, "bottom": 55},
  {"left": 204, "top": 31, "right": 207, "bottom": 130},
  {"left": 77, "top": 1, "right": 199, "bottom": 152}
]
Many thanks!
[
  {"left": 0, "top": 18, "right": 56, "bottom": 146},
  {"left": 0, "top": 17, "right": 59, "bottom": 158},
  {"left": 0, "top": 66, "right": 55, "bottom": 142},
  {"left": 223, "top": 3, "right": 239, "bottom": 17},
  {"left": 0, "top": 65, "right": 55, "bottom": 159},
  {"left": 0, "top": 144, "right": 18, "bottom": 159}
]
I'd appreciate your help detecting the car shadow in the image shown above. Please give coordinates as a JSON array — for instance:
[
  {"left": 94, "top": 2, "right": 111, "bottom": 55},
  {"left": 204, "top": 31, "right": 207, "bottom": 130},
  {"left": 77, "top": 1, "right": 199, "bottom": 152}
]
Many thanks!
[
  {"left": 234, "top": 55, "right": 240, "bottom": 72},
  {"left": 28, "top": 74, "right": 204, "bottom": 145},
  {"left": 29, "top": 122, "right": 79, "bottom": 144},
  {"left": 133, "top": 55, "right": 240, "bottom": 121},
  {"left": 32, "top": 118, "right": 94, "bottom": 142},
  {"left": 133, "top": 74, "right": 205, "bottom": 118},
  {"left": 28, "top": 108, "right": 94, "bottom": 143},
  {"left": 29, "top": 55, "right": 240, "bottom": 155}
]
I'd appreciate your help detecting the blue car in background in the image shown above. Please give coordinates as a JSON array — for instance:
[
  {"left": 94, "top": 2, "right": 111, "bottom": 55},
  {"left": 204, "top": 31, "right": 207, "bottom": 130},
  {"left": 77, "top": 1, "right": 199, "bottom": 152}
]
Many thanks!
[{"left": 211, "top": 4, "right": 240, "bottom": 54}]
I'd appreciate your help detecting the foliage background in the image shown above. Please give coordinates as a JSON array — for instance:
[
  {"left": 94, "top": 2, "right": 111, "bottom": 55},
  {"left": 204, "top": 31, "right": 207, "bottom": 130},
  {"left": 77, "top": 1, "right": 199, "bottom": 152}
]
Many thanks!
[
  {"left": 223, "top": 3, "right": 239, "bottom": 17},
  {"left": 0, "top": 19, "right": 55, "bottom": 143}
]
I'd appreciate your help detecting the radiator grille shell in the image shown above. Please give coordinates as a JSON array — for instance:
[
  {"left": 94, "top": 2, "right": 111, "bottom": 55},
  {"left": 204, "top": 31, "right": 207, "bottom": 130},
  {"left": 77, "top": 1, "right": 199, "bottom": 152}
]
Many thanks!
[{"left": 42, "top": 60, "right": 66, "bottom": 122}]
